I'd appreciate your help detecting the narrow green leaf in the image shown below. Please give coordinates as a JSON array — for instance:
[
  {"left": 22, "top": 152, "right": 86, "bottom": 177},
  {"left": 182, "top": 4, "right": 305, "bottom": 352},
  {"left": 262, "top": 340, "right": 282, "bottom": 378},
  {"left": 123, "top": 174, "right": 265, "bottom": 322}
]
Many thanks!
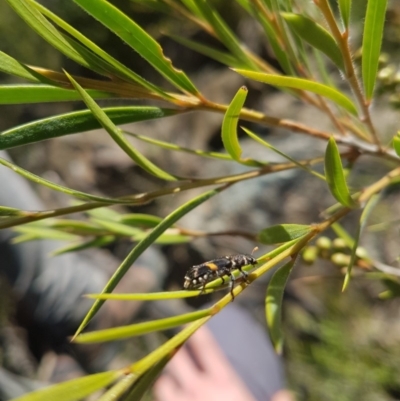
[
  {"left": 5, "top": 0, "right": 109, "bottom": 76},
  {"left": 129, "top": 0, "right": 172, "bottom": 14},
  {"left": 125, "top": 131, "right": 231, "bottom": 159},
  {"left": 0, "top": 206, "right": 25, "bottom": 217},
  {"left": 91, "top": 218, "right": 143, "bottom": 237},
  {"left": 282, "top": 13, "right": 344, "bottom": 70},
  {"left": 314, "top": 48, "right": 336, "bottom": 87},
  {"left": 59, "top": 33, "right": 128, "bottom": 81},
  {"left": 338, "top": 0, "right": 352, "bottom": 28},
  {"left": 65, "top": 72, "right": 177, "bottom": 181},
  {"left": 331, "top": 222, "right": 354, "bottom": 248},
  {"left": 13, "top": 226, "right": 80, "bottom": 241},
  {"left": 119, "top": 213, "right": 164, "bottom": 228},
  {"left": 260, "top": 0, "right": 273, "bottom": 10},
  {"left": 221, "top": 86, "right": 248, "bottom": 161},
  {"left": 50, "top": 219, "right": 108, "bottom": 235},
  {"left": 0, "top": 203, "right": 117, "bottom": 230},
  {"left": 75, "top": 309, "right": 211, "bottom": 343},
  {"left": 257, "top": 239, "right": 300, "bottom": 265},
  {"left": 10, "top": 233, "right": 38, "bottom": 244},
  {"left": 168, "top": 34, "right": 245, "bottom": 68},
  {"left": 98, "top": 374, "right": 137, "bottom": 401},
  {"left": 378, "top": 276, "right": 400, "bottom": 300},
  {"left": 243, "top": 127, "right": 325, "bottom": 180},
  {"left": 132, "top": 230, "right": 191, "bottom": 245},
  {"left": 51, "top": 236, "right": 115, "bottom": 256},
  {"left": 258, "top": 224, "right": 312, "bottom": 245},
  {"left": 74, "top": 187, "right": 222, "bottom": 337},
  {"left": 11, "top": 371, "right": 122, "bottom": 401},
  {"left": 191, "top": 0, "right": 256, "bottom": 69},
  {"left": 340, "top": 226, "right": 359, "bottom": 291},
  {"left": 263, "top": 0, "right": 298, "bottom": 73},
  {"left": 125, "top": 131, "right": 265, "bottom": 164},
  {"left": 324, "top": 137, "right": 357, "bottom": 208},
  {"left": 87, "top": 207, "right": 121, "bottom": 220},
  {"left": 89, "top": 219, "right": 189, "bottom": 244},
  {"left": 362, "top": 0, "right": 388, "bottom": 100},
  {"left": 266, "top": 259, "right": 295, "bottom": 354},
  {"left": 180, "top": 0, "right": 203, "bottom": 18},
  {"left": 367, "top": 219, "right": 400, "bottom": 233},
  {"left": 235, "top": 0, "right": 252, "bottom": 14},
  {"left": 0, "top": 85, "right": 113, "bottom": 105},
  {"left": 0, "top": 51, "right": 43, "bottom": 82},
  {"left": 0, "top": 106, "right": 180, "bottom": 150},
  {"left": 85, "top": 289, "right": 215, "bottom": 301},
  {"left": 73, "top": 0, "right": 200, "bottom": 96},
  {"left": 0, "top": 157, "right": 132, "bottom": 203},
  {"left": 250, "top": 11, "right": 293, "bottom": 75},
  {"left": 393, "top": 131, "right": 400, "bottom": 157},
  {"left": 124, "top": 357, "right": 170, "bottom": 401},
  {"left": 234, "top": 69, "right": 358, "bottom": 115},
  {"left": 58, "top": 39, "right": 167, "bottom": 100},
  {"left": 342, "top": 194, "right": 380, "bottom": 291},
  {"left": 32, "top": 1, "right": 172, "bottom": 100},
  {"left": 132, "top": 315, "right": 210, "bottom": 375}
]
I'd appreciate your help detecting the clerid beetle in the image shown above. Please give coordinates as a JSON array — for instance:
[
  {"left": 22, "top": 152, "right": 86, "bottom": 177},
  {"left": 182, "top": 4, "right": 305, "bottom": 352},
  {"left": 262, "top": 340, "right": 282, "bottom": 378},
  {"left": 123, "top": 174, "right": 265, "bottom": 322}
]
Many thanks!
[{"left": 183, "top": 248, "right": 258, "bottom": 299}]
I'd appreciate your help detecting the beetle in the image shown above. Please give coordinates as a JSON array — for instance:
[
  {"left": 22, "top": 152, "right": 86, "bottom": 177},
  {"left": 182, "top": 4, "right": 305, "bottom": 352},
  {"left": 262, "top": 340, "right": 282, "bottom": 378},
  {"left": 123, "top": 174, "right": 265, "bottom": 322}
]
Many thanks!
[{"left": 183, "top": 248, "right": 258, "bottom": 299}]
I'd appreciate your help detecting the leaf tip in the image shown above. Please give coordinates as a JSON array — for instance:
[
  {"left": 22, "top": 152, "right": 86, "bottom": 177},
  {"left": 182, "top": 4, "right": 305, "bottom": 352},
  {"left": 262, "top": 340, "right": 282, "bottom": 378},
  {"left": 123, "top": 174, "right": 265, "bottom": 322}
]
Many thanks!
[{"left": 342, "top": 273, "right": 350, "bottom": 292}]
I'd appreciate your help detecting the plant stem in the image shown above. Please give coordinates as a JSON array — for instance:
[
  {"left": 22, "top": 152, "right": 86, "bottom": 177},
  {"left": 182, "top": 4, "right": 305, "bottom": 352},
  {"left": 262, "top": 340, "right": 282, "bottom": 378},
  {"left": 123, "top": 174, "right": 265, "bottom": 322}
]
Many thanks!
[{"left": 359, "top": 166, "right": 400, "bottom": 203}]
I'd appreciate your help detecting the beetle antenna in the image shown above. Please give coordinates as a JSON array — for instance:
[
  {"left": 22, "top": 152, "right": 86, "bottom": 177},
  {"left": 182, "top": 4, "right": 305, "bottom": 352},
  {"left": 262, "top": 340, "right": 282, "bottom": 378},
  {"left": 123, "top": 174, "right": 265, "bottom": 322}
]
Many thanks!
[{"left": 251, "top": 246, "right": 258, "bottom": 255}]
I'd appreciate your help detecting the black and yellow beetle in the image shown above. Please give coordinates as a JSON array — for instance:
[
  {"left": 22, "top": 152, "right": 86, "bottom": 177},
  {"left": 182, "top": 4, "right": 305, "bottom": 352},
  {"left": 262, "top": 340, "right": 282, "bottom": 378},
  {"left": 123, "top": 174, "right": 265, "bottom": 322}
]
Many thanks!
[{"left": 183, "top": 248, "right": 258, "bottom": 299}]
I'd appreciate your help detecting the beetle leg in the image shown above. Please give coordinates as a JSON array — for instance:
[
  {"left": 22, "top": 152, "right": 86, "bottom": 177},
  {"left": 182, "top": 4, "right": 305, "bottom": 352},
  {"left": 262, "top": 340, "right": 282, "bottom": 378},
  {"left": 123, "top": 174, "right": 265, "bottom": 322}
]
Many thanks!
[
  {"left": 218, "top": 271, "right": 226, "bottom": 285},
  {"left": 198, "top": 282, "right": 207, "bottom": 296},
  {"left": 238, "top": 267, "right": 250, "bottom": 283}
]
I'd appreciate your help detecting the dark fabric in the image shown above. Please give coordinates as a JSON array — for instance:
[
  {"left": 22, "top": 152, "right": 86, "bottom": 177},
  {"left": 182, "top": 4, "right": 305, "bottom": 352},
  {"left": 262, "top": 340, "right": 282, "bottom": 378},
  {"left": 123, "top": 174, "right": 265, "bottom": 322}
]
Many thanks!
[{"left": 207, "top": 303, "right": 285, "bottom": 401}]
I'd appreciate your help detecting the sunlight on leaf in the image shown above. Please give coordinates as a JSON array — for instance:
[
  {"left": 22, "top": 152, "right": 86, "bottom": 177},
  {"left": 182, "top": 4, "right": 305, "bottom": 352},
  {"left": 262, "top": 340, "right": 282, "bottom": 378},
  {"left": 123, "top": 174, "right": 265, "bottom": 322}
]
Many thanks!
[
  {"left": 75, "top": 309, "right": 211, "bottom": 343},
  {"left": 234, "top": 70, "right": 357, "bottom": 115},
  {"left": 85, "top": 289, "right": 215, "bottom": 301}
]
